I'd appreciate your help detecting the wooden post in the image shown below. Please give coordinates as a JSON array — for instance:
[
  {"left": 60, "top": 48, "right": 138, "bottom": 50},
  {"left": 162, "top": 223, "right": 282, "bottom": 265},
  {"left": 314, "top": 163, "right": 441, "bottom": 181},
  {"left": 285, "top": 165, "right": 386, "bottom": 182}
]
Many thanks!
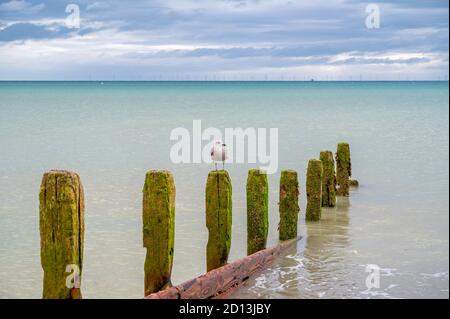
[
  {"left": 143, "top": 170, "right": 176, "bottom": 296},
  {"left": 306, "top": 159, "right": 323, "bottom": 221},
  {"left": 205, "top": 170, "right": 232, "bottom": 272},
  {"left": 336, "top": 142, "right": 351, "bottom": 196},
  {"left": 39, "top": 170, "right": 84, "bottom": 299},
  {"left": 146, "top": 237, "right": 301, "bottom": 299},
  {"left": 320, "top": 150, "right": 336, "bottom": 207},
  {"left": 279, "top": 170, "right": 300, "bottom": 240},
  {"left": 246, "top": 169, "right": 269, "bottom": 255}
]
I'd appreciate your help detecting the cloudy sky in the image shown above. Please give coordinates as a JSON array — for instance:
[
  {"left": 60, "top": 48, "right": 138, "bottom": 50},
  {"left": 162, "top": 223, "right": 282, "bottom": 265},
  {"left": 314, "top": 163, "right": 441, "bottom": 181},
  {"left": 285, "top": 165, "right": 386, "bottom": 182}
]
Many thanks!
[{"left": 0, "top": 0, "right": 448, "bottom": 80}]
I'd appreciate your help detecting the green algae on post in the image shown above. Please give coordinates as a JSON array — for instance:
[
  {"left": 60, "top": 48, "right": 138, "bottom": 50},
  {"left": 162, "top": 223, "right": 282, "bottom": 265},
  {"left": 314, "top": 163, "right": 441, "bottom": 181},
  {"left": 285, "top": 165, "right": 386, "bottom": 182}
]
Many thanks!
[
  {"left": 349, "top": 179, "right": 359, "bottom": 187},
  {"left": 336, "top": 142, "right": 352, "bottom": 196},
  {"left": 320, "top": 150, "right": 336, "bottom": 207},
  {"left": 39, "top": 170, "right": 84, "bottom": 299},
  {"left": 246, "top": 169, "right": 269, "bottom": 255},
  {"left": 279, "top": 170, "right": 300, "bottom": 241},
  {"left": 205, "top": 170, "right": 232, "bottom": 271},
  {"left": 143, "top": 170, "right": 176, "bottom": 296},
  {"left": 306, "top": 159, "right": 323, "bottom": 221}
]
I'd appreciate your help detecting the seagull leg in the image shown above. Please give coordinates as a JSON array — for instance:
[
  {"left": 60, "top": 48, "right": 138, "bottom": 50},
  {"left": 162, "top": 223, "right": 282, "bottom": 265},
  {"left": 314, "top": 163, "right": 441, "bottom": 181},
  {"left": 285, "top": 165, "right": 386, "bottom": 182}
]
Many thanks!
[
  {"left": 222, "top": 162, "right": 225, "bottom": 171},
  {"left": 214, "top": 162, "right": 217, "bottom": 171}
]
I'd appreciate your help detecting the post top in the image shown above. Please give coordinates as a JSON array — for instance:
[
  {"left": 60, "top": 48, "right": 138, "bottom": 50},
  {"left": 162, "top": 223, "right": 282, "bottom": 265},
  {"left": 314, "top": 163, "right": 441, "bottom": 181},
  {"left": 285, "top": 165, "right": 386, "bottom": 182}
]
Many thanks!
[
  {"left": 281, "top": 169, "right": 297, "bottom": 175},
  {"left": 248, "top": 168, "right": 267, "bottom": 175},
  {"left": 208, "top": 169, "right": 230, "bottom": 175},
  {"left": 337, "top": 142, "right": 350, "bottom": 148},
  {"left": 308, "top": 158, "right": 322, "bottom": 164},
  {"left": 145, "top": 170, "right": 173, "bottom": 177},
  {"left": 320, "top": 150, "right": 333, "bottom": 156},
  {"left": 43, "top": 170, "right": 79, "bottom": 178}
]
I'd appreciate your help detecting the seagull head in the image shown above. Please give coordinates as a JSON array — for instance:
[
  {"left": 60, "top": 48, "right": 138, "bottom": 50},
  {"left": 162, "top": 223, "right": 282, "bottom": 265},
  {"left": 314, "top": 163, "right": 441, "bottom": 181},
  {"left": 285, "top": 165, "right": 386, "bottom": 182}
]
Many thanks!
[{"left": 214, "top": 140, "right": 226, "bottom": 147}]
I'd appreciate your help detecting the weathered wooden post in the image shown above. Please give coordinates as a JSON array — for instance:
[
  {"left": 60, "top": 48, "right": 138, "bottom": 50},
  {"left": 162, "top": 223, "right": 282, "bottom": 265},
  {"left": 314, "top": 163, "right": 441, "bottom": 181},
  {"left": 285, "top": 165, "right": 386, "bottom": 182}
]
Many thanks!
[
  {"left": 39, "top": 170, "right": 84, "bottom": 299},
  {"left": 146, "top": 237, "right": 300, "bottom": 299},
  {"left": 279, "top": 170, "right": 300, "bottom": 240},
  {"left": 320, "top": 150, "right": 336, "bottom": 207},
  {"left": 336, "top": 142, "right": 352, "bottom": 196},
  {"left": 205, "top": 170, "right": 232, "bottom": 271},
  {"left": 246, "top": 169, "right": 269, "bottom": 255},
  {"left": 143, "top": 170, "right": 176, "bottom": 296},
  {"left": 306, "top": 159, "right": 323, "bottom": 221}
]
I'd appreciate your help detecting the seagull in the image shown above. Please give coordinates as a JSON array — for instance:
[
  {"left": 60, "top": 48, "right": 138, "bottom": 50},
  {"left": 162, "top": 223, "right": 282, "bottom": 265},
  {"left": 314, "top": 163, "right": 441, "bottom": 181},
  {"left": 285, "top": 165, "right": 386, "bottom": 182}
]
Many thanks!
[{"left": 210, "top": 140, "right": 228, "bottom": 171}]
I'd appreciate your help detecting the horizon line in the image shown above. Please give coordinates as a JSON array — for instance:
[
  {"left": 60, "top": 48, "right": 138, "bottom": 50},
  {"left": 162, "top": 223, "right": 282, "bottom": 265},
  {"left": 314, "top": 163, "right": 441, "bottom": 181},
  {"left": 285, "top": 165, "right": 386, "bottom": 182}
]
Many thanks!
[{"left": 0, "top": 80, "right": 448, "bottom": 83}]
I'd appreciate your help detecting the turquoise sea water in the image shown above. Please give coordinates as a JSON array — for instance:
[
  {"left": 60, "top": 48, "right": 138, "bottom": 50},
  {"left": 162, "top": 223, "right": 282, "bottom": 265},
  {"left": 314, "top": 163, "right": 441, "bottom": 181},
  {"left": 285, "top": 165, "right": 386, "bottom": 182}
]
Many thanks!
[{"left": 0, "top": 81, "right": 448, "bottom": 298}]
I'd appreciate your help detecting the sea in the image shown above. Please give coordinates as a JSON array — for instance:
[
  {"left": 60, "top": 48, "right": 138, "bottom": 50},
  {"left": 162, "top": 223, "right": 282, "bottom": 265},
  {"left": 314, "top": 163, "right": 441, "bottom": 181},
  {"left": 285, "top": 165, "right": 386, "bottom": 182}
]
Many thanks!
[{"left": 0, "top": 81, "right": 448, "bottom": 298}]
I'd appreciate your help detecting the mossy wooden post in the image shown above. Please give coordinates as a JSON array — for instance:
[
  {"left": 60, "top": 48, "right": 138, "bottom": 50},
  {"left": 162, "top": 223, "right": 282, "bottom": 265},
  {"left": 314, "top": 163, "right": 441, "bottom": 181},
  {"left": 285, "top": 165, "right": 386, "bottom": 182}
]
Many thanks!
[
  {"left": 205, "top": 170, "right": 232, "bottom": 271},
  {"left": 246, "top": 169, "right": 269, "bottom": 255},
  {"left": 143, "top": 170, "right": 176, "bottom": 296},
  {"left": 39, "top": 170, "right": 84, "bottom": 299},
  {"left": 320, "top": 150, "right": 336, "bottom": 207},
  {"left": 306, "top": 159, "right": 323, "bottom": 221},
  {"left": 279, "top": 170, "right": 299, "bottom": 240},
  {"left": 336, "top": 143, "right": 352, "bottom": 196}
]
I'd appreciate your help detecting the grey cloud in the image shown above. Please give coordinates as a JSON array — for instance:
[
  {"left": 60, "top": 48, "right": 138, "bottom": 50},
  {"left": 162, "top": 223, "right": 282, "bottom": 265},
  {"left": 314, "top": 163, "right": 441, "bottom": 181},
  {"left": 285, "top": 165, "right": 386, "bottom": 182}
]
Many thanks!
[
  {"left": 0, "top": 21, "right": 101, "bottom": 42},
  {"left": 330, "top": 57, "right": 433, "bottom": 65},
  {"left": 0, "top": 0, "right": 447, "bottom": 79}
]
